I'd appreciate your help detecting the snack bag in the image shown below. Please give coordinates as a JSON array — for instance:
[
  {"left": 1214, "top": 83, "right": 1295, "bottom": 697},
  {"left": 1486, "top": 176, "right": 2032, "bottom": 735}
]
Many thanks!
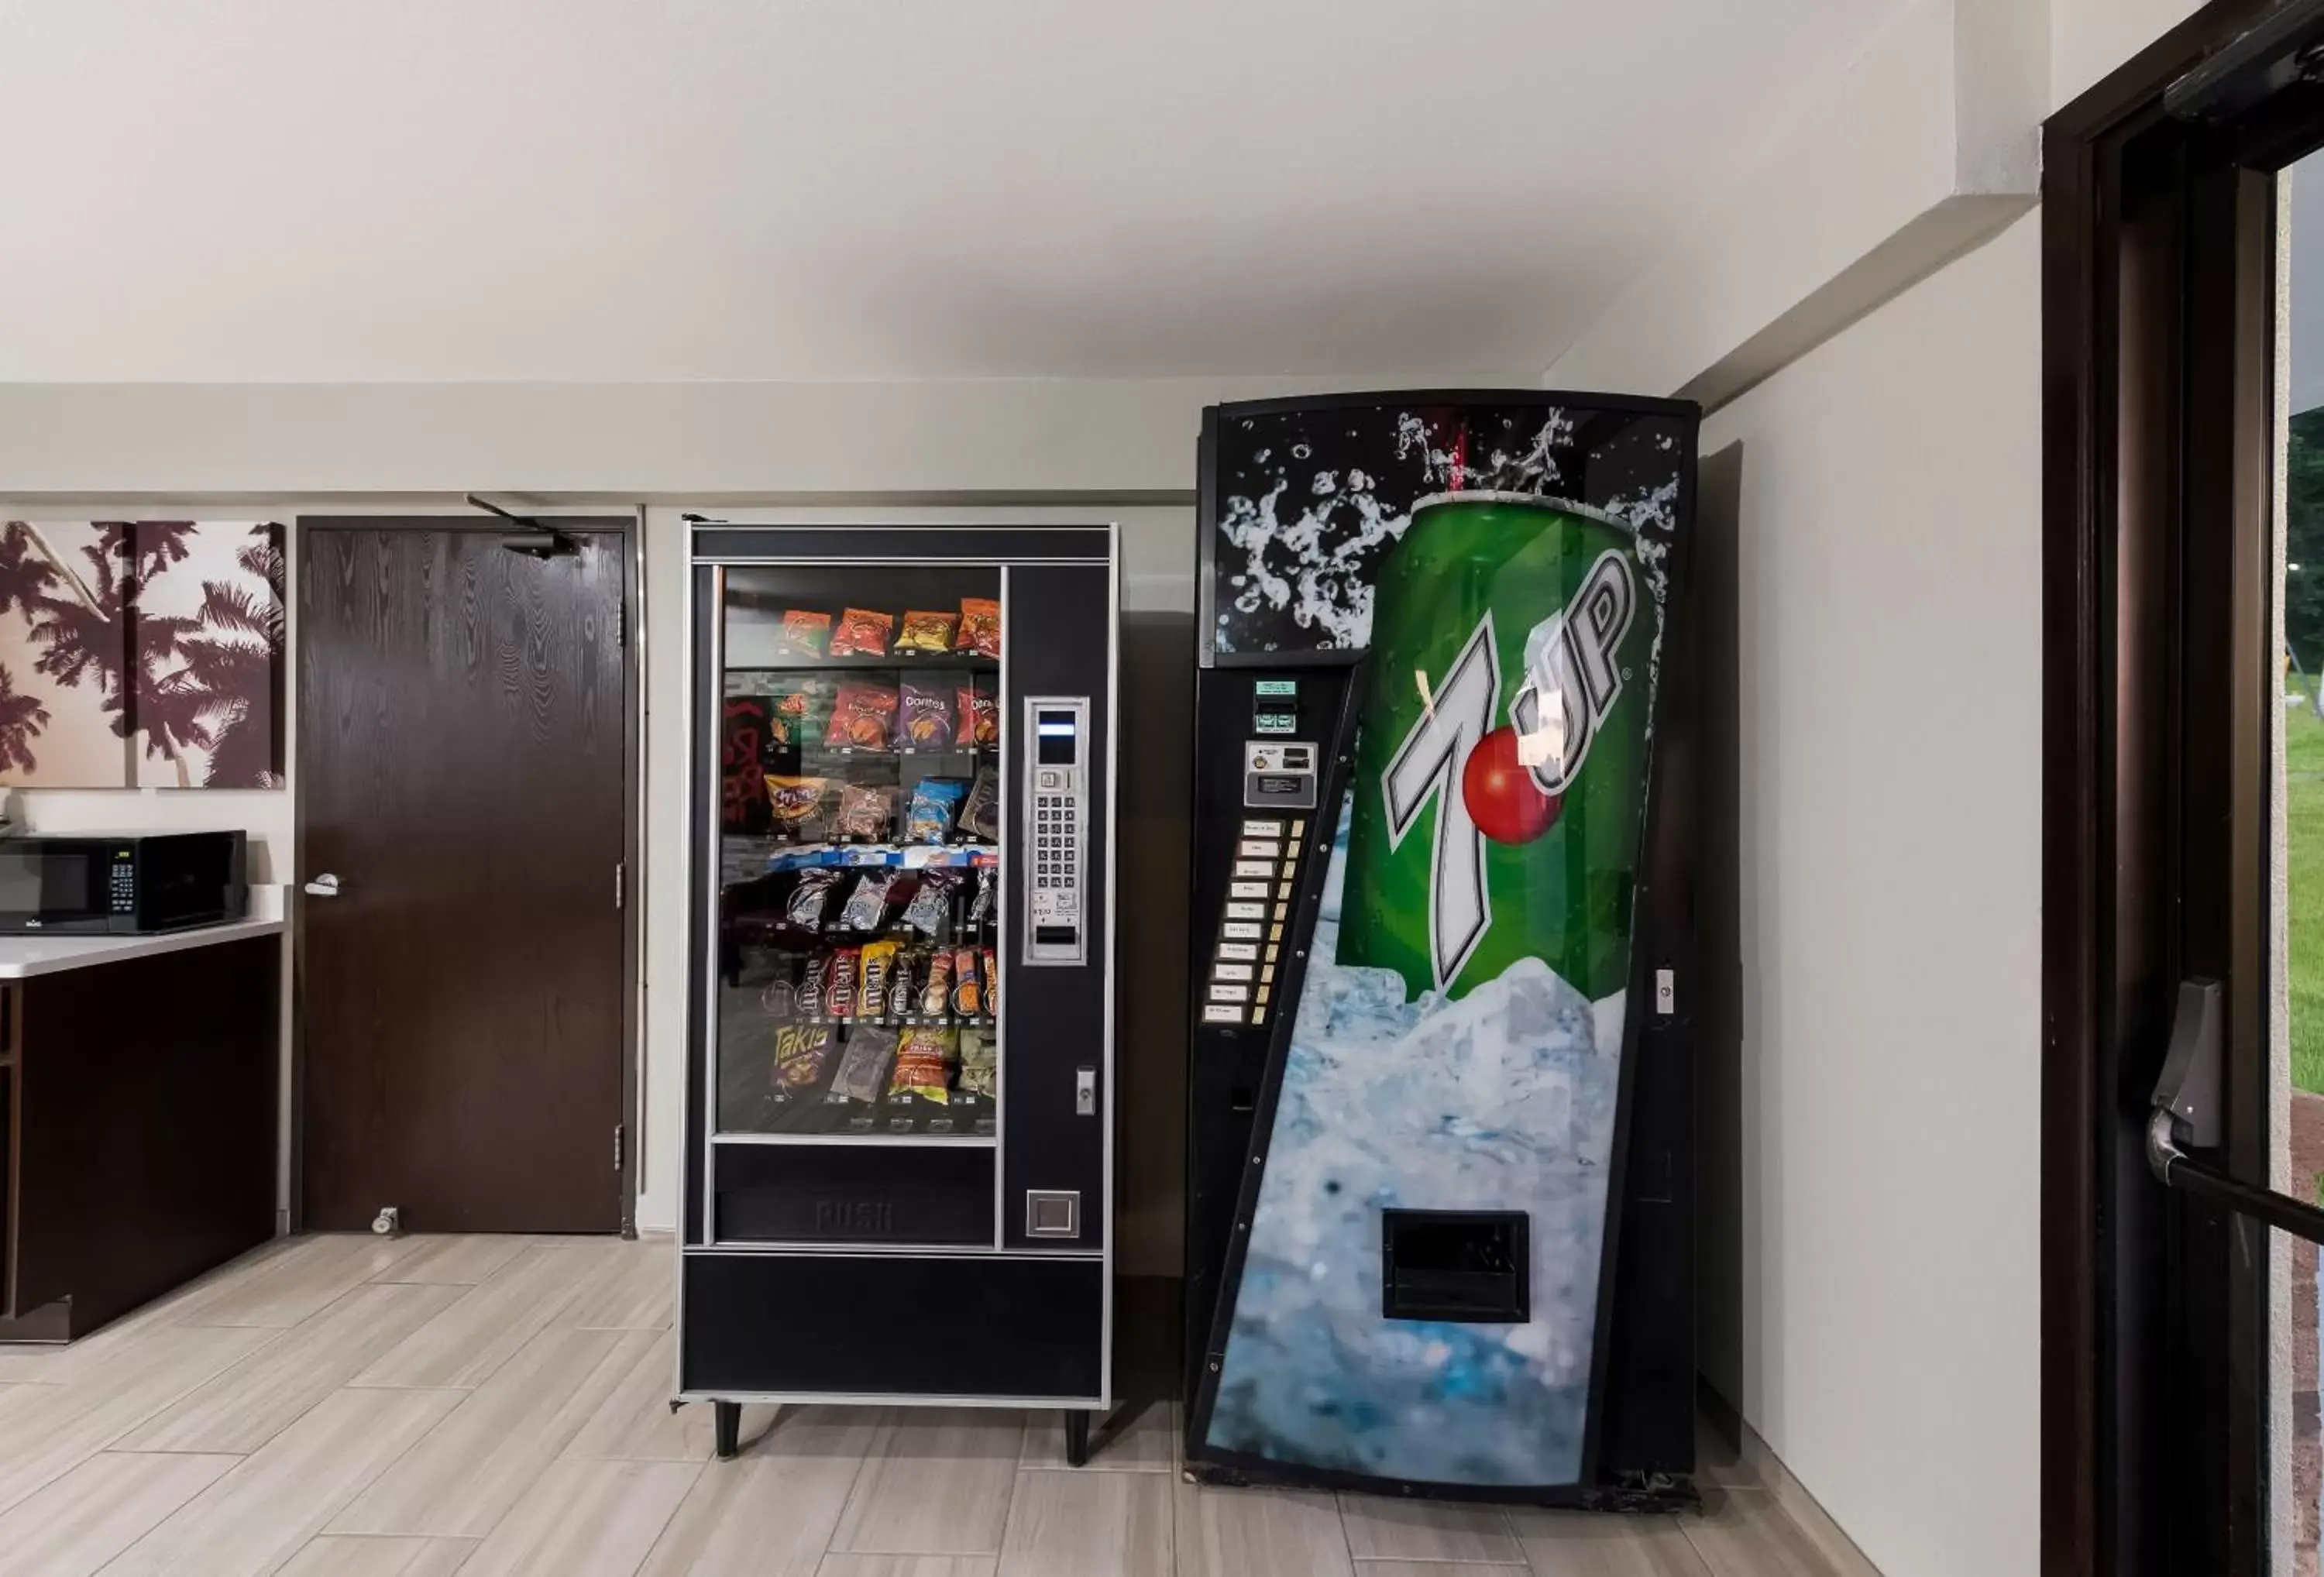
[
  {"left": 920, "top": 949, "right": 954, "bottom": 1018},
  {"left": 888, "top": 1025, "right": 955, "bottom": 1103},
  {"left": 828, "top": 1026, "right": 897, "bottom": 1104},
  {"left": 827, "top": 947, "right": 861, "bottom": 1019},
  {"left": 764, "top": 775, "right": 830, "bottom": 840},
  {"left": 959, "top": 767, "right": 999, "bottom": 843},
  {"left": 967, "top": 864, "right": 995, "bottom": 926},
  {"left": 955, "top": 686, "right": 999, "bottom": 748},
  {"left": 859, "top": 940, "right": 899, "bottom": 1019},
  {"left": 901, "top": 871, "right": 956, "bottom": 937},
  {"left": 896, "top": 609, "right": 957, "bottom": 654},
  {"left": 778, "top": 610, "right": 833, "bottom": 658},
  {"left": 830, "top": 607, "right": 895, "bottom": 657},
  {"left": 956, "top": 596, "right": 1001, "bottom": 658},
  {"left": 831, "top": 782, "right": 894, "bottom": 842},
  {"left": 786, "top": 868, "right": 841, "bottom": 929},
  {"left": 949, "top": 945, "right": 982, "bottom": 1017},
  {"left": 839, "top": 872, "right": 893, "bottom": 933},
  {"left": 772, "top": 1023, "right": 837, "bottom": 1094},
  {"left": 823, "top": 684, "right": 899, "bottom": 751},
  {"left": 980, "top": 946, "right": 998, "bottom": 1020},
  {"left": 767, "top": 687, "right": 814, "bottom": 750},
  {"left": 903, "top": 777, "right": 971, "bottom": 843},
  {"left": 898, "top": 679, "right": 954, "bottom": 750},
  {"left": 957, "top": 1029, "right": 997, "bottom": 1100},
  {"left": 798, "top": 951, "right": 830, "bottom": 1019}
]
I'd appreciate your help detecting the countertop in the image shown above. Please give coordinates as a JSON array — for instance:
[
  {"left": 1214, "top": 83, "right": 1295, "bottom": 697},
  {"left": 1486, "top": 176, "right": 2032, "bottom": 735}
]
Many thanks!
[{"left": 0, "top": 916, "right": 286, "bottom": 979}]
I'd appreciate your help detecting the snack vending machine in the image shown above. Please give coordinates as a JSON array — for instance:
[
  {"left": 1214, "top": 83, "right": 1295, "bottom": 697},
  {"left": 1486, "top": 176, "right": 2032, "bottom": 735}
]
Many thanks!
[
  {"left": 1184, "top": 392, "right": 1702, "bottom": 1505},
  {"left": 680, "top": 521, "right": 1117, "bottom": 1462}
]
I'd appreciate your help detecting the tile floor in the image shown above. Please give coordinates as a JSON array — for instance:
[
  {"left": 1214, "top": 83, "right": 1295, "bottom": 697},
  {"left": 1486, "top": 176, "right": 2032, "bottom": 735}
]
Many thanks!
[{"left": 0, "top": 1233, "right": 1866, "bottom": 1576}]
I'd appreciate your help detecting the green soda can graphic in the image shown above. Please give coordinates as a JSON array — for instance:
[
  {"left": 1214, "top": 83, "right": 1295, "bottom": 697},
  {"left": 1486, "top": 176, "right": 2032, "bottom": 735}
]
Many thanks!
[{"left": 1338, "top": 492, "right": 1652, "bottom": 1002}]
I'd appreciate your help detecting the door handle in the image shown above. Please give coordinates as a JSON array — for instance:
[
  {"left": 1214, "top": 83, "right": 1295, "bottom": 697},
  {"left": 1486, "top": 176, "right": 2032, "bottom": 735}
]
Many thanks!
[
  {"left": 2147, "top": 977, "right": 2324, "bottom": 1245},
  {"left": 303, "top": 873, "right": 341, "bottom": 898}
]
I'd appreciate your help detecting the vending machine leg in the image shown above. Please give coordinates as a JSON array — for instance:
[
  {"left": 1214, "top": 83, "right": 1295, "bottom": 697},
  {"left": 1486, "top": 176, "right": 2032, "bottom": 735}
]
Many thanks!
[
  {"left": 713, "top": 1401, "right": 741, "bottom": 1462},
  {"left": 1064, "top": 1410, "right": 1092, "bottom": 1468}
]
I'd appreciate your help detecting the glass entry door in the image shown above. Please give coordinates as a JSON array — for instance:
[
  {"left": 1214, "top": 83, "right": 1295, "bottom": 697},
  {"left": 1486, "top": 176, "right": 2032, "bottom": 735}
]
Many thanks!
[{"left": 707, "top": 564, "right": 1005, "bottom": 1241}]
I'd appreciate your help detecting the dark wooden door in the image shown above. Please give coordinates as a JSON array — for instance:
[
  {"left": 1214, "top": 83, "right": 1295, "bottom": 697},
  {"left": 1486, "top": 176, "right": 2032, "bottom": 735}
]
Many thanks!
[{"left": 299, "top": 523, "right": 627, "bottom": 1233}]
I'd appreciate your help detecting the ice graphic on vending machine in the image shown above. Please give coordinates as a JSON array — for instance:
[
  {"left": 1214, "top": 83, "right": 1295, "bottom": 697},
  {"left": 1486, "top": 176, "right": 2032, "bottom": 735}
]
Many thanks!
[{"left": 1202, "top": 799, "right": 1626, "bottom": 1486}]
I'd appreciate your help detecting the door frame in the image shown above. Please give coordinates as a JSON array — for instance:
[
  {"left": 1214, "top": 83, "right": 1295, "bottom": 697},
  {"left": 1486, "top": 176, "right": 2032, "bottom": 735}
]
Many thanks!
[
  {"left": 290, "top": 514, "right": 644, "bottom": 1237},
  {"left": 2044, "top": 2, "right": 2302, "bottom": 1573}
]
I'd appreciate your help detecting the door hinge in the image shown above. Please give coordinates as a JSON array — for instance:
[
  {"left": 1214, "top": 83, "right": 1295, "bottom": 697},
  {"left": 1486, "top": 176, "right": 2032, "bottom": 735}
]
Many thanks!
[
  {"left": 614, "top": 861, "right": 624, "bottom": 911},
  {"left": 614, "top": 1123, "right": 625, "bottom": 1173}
]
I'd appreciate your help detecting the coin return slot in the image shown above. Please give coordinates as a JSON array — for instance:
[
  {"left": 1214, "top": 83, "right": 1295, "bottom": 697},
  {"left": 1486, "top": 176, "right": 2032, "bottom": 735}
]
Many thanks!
[
  {"left": 1380, "top": 1209, "right": 1530, "bottom": 1324},
  {"left": 1025, "top": 1190, "right": 1081, "bottom": 1239}
]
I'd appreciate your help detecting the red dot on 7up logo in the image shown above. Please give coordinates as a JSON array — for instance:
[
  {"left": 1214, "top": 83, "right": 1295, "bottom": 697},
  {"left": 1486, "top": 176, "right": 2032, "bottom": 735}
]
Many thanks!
[{"left": 1380, "top": 548, "right": 1638, "bottom": 991}]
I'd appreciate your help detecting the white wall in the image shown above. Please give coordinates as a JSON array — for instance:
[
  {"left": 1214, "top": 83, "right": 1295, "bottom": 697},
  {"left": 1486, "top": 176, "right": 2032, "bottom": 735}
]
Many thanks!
[{"left": 2051, "top": 0, "right": 2205, "bottom": 110}]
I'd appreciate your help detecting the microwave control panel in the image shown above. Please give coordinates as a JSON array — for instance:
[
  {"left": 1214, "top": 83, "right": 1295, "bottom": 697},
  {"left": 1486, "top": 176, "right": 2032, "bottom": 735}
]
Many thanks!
[
  {"left": 108, "top": 846, "right": 136, "bottom": 914},
  {"left": 1023, "top": 696, "right": 1090, "bottom": 967}
]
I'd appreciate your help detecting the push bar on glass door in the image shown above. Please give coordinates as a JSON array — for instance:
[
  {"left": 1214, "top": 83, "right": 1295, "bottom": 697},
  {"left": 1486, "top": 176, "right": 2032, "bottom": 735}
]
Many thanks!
[{"left": 2147, "top": 977, "right": 2324, "bottom": 1248}]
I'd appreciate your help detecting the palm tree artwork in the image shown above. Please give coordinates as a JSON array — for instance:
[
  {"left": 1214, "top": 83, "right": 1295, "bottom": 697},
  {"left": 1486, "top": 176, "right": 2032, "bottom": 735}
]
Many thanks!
[{"left": 0, "top": 521, "right": 286, "bottom": 788}]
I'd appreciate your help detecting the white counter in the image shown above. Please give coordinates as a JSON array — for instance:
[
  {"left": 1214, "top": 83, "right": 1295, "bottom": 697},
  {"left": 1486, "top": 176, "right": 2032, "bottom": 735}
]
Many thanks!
[{"left": 0, "top": 916, "right": 285, "bottom": 979}]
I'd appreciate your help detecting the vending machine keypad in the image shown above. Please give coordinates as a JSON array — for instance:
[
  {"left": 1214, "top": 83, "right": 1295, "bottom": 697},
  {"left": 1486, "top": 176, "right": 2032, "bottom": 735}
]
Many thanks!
[{"left": 1024, "top": 697, "right": 1091, "bottom": 966}]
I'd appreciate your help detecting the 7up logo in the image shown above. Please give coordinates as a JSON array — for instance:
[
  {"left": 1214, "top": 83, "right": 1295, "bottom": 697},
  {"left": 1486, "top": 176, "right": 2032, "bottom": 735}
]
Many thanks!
[{"left": 1382, "top": 549, "right": 1637, "bottom": 990}]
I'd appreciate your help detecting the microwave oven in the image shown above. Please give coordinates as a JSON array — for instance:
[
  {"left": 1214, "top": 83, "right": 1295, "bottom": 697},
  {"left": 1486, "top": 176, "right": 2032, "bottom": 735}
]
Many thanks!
[{"left": 0, "top": 831, "right": 247, "bottom": 935}]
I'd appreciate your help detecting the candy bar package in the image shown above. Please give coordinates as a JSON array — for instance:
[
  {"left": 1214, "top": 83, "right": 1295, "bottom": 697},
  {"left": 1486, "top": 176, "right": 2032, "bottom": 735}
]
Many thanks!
[
  {"left": 956, "top": 596, "right": 1001, "bottom": 658},
  {"left": 839, "top": 871, "right": 894, "bottom": 933},
  {"left": 919, "top": 948, "right": 954, "bottom": 1018},
  {"left": 949, "top": 945, "right": 982, "bottom": 1017},
  {"left": 980, "top": 945, "right": 998, "bottom": 1020},
  {"left": 858, "top": 939, "right": 899, "bottom": 1019},
  {"left": 776, "top": 610, "right": 833, "bottom": 658},
  {"left": 888, "top": 1025, "right": 955, "bottom": 1103},
  {"left": 823, "top": 684, "right": 899, "bottom": 751},
  {"left": 798, "top": 951, "right": 830, "bottom": 1019},
  {"left": 771, "top": 1022, "right": 837, "bottom": 1094},
  {"left": 831, "top": 782, "right": 894, "bottom": 842},
  {"left": 901, "top": 871, "right": 956, "bottom": 937},
  {"left": 830, "top": 607, "right": 895, "bottom": 657},
  {"left": 896, "top": 609, "right": 957, "bottom": 655},
  {"left": 897, "top": 679, "right": 954, "bottom": 751},
  {"left": 888, "top": 947, "right": 924, "bottom": 1021},
  {"left": 827, "top": 946, "right": 861, "bottom": 1019},
  {"left": 903, "top": 776, "right": 971, "bottom": 843},
  {"left": 785, "top": 868, "right": 842, "bottom": 929},
  {"left": 967, "top": 864, "right": 995, "bottom": 926},
  {"left": 956, "top": 687, "right": 999, "bottom": 747},
  {"left": 957, "top": 1029, "right": 997, "bottom": 1101},
  {"left": 765, "top": 775, "right": 830, "bottom": 841},
  {"left": 827, "top": 1026, "right": 897, "bottom": 1105},
  {"left": 959, "top": 767, "right": 1000, "bottom": 843}
]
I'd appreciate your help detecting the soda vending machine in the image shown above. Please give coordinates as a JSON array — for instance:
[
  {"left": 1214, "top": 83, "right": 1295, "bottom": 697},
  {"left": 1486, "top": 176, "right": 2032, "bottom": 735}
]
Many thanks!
[
  {"left": 679, "top": 521, "right": 1119, "bottom": 1463},
  {"left": 1183, "top": 392, "right": 1701, "bottom": 1504}
]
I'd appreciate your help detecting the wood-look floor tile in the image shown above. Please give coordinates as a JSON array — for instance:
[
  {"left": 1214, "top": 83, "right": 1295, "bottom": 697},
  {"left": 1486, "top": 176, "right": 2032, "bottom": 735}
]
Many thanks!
[
  {"left": 995, "top": 1466, "right": 1171, "bottom": 1577},
  {"left": 349, "top": 1245, "right": 594, "bottom": 1390},
  {"left": 102, "top": 1385, "right": 462, "bottom": 1577},
  {"left": 562, "top": 1330, "right": 772, "bottom": 1462},
  {"left": 171, "top": 1233, "right": 422, "bottom": 1328},
  {"left": 368, "top": 1234, "right": 533, "bottom": 1286},
  {"left": 456, "top": 1458, "right": 703, "bottom": 1577},
  {"left": 1508, "top": 1509, "right": 1711, "bottom": 1577},
  {"left": 118, "top": 1281, "right": 466, "bottom": 1454},
  {"left": 1339, "top": 1494, "right": 1523, "bottom": 1564},
  {"left": 1019, "top": 1401, "right": 1174, "bottom": 1472},
  {"left": 1679, "top": 1489, "right": 1866, "bottom": 1577},
  {"left": 1173, "top": 1481, "right": 1354, "bottom": 1577},
  {"left": 1356, "top": 1565, "right": 1526, "bottom": 1577},
  {"left": 559, "top": 1242, "right": 674, "bottom": 1331},
  {"left": 0, "top": 1451, "right": 235, "bottom": 1577},
  {"left": 829, "top": 1410, "right": 1025, "bottom": 1555},
  {"left": 0, "top": 1239, "right": 299, "bottom": 1383},
  {"left": 333, "top": 1325, "right": 645, "bottom": 1537},
  {"left": 0, "top": 1324, "right": 277, "bottom": 1515},
  {"left": 277, "top": 1536, "right": 478, "bottom": 1576},
  {"left": 816, "top": 1558, "right": 999, "bottom": 1577},
  {"left": 635, "top": 1408, "right": 883, "bottom": 1577}
]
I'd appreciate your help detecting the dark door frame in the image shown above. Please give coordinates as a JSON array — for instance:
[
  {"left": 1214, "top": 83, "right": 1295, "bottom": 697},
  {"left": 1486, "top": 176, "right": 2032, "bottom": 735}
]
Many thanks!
[
  {"left": 2044, "top": 3, "right": 2305, "bottom": 1573},
  {"left": 290, "top": 514, "right": 643, "bottom": 1237}
]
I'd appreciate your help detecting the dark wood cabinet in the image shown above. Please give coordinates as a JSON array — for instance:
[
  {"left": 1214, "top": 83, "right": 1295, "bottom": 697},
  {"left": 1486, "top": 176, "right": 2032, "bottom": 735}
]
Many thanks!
[{"left": 0, "top": 933, "right": 280, "bottom": 1342}]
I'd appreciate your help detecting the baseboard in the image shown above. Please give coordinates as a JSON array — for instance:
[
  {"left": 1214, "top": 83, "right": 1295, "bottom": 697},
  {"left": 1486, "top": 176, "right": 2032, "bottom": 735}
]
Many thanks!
[{"left": 1698, "top": 1378, "right": 1884, "bottom": 1577}]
